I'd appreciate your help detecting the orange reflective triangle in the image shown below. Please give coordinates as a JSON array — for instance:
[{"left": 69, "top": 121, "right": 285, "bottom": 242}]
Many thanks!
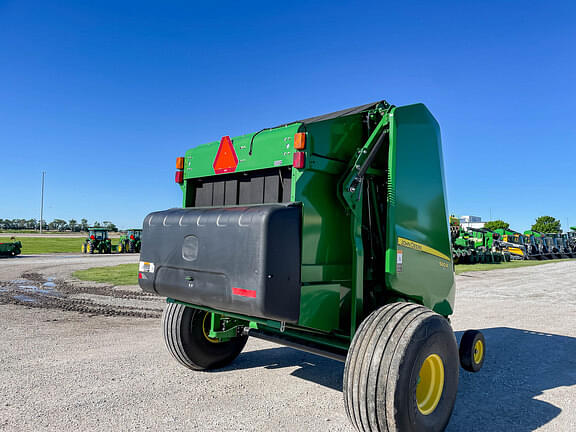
[{"left": 213, "top": 136, "right": 239, "bottom": 174}]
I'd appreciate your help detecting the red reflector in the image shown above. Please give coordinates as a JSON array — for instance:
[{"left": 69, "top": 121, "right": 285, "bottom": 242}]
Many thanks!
[
  {"left": 138, "top": 272, "right": 143, "bottom": 279},
  {"left": 232, "top": 287, "right": 256, "bottom": 298},
  {"left": 213, "top": 136, "right": 239, "bottom": 174},
  {"left": 293, "top": 152, "right": 305, "bottom": 169},
  {"left": 175, "top": 171, "right": 184, "bottom": 184},
  {"left": 90, "top": 235, "right": 95, "bottom": 240}
]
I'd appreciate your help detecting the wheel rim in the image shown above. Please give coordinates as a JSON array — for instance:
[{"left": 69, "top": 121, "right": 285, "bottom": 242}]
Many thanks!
[
  {"left": 473, "top": 339, "right": 484, "bottom": 364},
  {"left": 202, "top": 313, "right": 220, "bottom": 344},
  {"left": 416, "top": 354, "right": 445, "bottom": 415}
]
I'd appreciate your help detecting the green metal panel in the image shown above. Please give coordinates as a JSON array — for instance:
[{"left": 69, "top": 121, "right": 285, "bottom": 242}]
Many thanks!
[
  {"left": 292, "top": 153, "right": 353, "bottom": 333},
  {"left": 385, "top": 104, "right": 455, "bottom": 315},
  {"left": 298, "top": 284, "right": 341, "bottom": 332},
  {"left": 304, "top": 113, "right": 366, "bottom": 161},
  {"left": 183, "top": 124, "right": 302, "bottom": 179}
]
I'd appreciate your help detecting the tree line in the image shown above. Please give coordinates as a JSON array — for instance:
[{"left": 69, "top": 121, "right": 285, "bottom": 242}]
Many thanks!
[
  {"left": 483, "top": 216, "right": 564, "bottom": 233},
  {"left": 0, "top": 218, "right": 118, "bottom": 232}
]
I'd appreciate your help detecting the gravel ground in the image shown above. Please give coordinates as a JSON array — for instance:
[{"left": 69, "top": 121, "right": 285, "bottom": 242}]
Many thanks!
[{"left": 0, "top": 255, "right": 574, "bottom": 431}]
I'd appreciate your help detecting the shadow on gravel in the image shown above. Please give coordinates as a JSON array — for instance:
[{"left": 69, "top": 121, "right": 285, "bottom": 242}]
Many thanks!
[
  {"left": 222, "top": 346, "right": 344, "bottom": 392},
  {"left": 448, "top": 327, "right": 576, "bottom": 432},
  {"left": 224, "top": 326, "right": 575, "bottom": 431}
]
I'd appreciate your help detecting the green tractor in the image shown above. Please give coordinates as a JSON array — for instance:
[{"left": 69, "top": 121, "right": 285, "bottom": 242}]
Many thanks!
[
  {"left": 138, "top": 101, "right": 486, "bottom": 431},
  {"left": 81, "top": 228, "right": 112, "bottom": 254},
  {"left": 0, "top": 239, "right": 22, "bottom": 257},
  {"left": 118, "top": 229, "right": 142, "bottom": 253}
]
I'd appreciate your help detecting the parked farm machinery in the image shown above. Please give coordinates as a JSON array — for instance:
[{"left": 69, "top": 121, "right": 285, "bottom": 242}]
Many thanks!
[
  {"left": 0, "top": 239, "right": 22, "bottom": 257},
  {"left": 451, "top": 227, "right": 512, "bottom": 264},
  {"left": 451, "top": 224, "right": 576, "bottom": 264},
  {"left": 81, "top": 228, "right": 113, "bottom": 254},
  {"left": 117, "top": 229, "right": 142, "bottom": 253}
]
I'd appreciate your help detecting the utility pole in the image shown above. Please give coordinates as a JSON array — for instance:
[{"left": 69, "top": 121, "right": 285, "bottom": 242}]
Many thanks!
[{"left": 40, "top": 171, "right": 45, "bottom": 234}]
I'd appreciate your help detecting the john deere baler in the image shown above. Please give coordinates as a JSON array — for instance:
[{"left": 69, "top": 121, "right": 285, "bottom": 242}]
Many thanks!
[{"left": 139, "top": 101, "right": 485, "bottom": 432}]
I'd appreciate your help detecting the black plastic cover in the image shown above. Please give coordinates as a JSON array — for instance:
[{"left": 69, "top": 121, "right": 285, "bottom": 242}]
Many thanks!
[{"left": 138, "top": 204, "right": 301, "bottom": 323}]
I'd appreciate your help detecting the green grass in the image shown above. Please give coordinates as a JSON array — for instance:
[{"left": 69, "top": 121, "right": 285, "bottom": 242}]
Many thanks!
[
  {"left": 0, "top": 230, "right": 83, "bottom": 234},
  {"left": 73, "top": 263, "right": 139, "bottom": 286},
  {"left": 69, "top": 258, "right": 576, "bottom": 285},
  {"left": 0, "top": 236, "right": 85, "bottom": 254},
  {"left": 455, "top": 258, "right": 576, "bottom": 274}
]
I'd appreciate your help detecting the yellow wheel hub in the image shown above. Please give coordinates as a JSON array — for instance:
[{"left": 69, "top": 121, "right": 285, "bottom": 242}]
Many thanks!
[
  {"left": 202, "top": 313, "right": 220, "bottom": 344},
  {"left": 416, "top": 354, "right": 445, "bottom": 415},
  {"left": 473, "top": 340, "right": 484, "bottom": 364}
]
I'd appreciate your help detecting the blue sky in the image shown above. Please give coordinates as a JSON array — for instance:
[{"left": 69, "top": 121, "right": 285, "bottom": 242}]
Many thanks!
[{"left": 1, "top": 1, "right": 574, "bottom": 230}]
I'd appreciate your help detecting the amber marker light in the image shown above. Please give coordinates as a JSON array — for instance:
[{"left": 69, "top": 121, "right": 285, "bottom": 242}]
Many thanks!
[{"left": 294, "top": 132, "right": 306, "bottom": 150}]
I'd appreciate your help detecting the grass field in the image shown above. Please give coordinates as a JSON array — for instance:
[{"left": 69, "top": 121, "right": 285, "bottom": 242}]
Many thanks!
[
  {"left": 0, "top": 236, "right": 85, "bottom": 254},
  {"left": 73, "top": 264, "right": 139, "bottom": 285},
  {"left": 0, "top": 230, "right": 82, "bottom": 234},
  {"left": 455, "top": 258, "right": 575, "bottom": 274},
  {"left": 72, "top": 259, "right": 576, "bottom": 286}
]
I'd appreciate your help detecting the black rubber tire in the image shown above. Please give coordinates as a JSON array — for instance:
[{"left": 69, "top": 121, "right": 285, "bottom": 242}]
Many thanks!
[
  {"left": 459, "top": 330, "right": 485, "bottom": 373},
  {"left": 162, "top": 302, "right": 248, "bottom": 371},
  {"left": 343, "top": 302, "right": 459, "bottom": 432}
]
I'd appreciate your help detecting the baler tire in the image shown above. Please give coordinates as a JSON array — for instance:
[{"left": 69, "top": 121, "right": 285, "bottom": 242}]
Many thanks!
[
  {"left": 162, "top": 302, "right": 248, "bottom": 371},
  {"left": 459, "top": 330, "right": 485, "bottom": 373},
  {"left": 343, "top": 302, "right": 459, "bottom": 432}
]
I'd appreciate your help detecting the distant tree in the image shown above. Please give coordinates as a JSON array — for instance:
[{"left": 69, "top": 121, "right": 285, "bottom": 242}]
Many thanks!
[
  {"left": 49, "top": 219, "right": 67, "bottom": 231},
  {"left": 68, "top": 219, "right": 77, "bottom": 232},
  {"left": 93, "top": 221, "right": 101, "bottom": 228},
  {"left": 80, "top": 219, "right": 88, "bottom": 231},
  {"left": 102, "top": 221, "right": 118, "bottom": 232},
  {"left": 484, "top": 220, "right": 510, "bottom": 231},
  {"left": 531, "top": 216, "right": 561, "bottom": 233}
]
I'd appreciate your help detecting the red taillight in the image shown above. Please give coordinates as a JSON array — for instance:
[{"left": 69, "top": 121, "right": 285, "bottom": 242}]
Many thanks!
[
  {"left": 130, "top": 235, "right": 134, "bottom": 240},
  {"left": 293, "top": 152, "right": 305, "bottom": 169},
  {"left": 90, "top": 235, "right": 95, "bottom": 240},
  {"left": 138, "top": 272, "right": 143, "bottom": 279},
  {"left": 175, "top": 171, "right": 184, "bottom": 184},
  {"left": 213, "top": 136, "right": 239, "bottom": 174}
]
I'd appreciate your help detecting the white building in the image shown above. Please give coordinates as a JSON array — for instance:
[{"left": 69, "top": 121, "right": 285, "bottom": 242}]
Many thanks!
[{"left": 459, "top": 215, "right": 485, "bottom": 229}]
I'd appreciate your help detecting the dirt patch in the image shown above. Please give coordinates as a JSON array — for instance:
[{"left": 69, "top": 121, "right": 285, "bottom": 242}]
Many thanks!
[{"left": 0, "top": 272, "right": 162, "bottom": 319}]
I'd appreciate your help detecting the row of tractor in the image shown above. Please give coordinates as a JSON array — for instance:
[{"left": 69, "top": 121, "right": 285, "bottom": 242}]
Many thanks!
[
  {"left": 450, "top": 219, "right": 576, "bottom": 264},
  {"left": 81, "top": 228, "right": 141, "bottom": 254}
]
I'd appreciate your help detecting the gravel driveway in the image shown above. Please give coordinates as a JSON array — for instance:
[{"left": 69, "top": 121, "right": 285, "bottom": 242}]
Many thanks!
[{"left": 0, "top": 255, "right": 574, "bottom": 431}]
